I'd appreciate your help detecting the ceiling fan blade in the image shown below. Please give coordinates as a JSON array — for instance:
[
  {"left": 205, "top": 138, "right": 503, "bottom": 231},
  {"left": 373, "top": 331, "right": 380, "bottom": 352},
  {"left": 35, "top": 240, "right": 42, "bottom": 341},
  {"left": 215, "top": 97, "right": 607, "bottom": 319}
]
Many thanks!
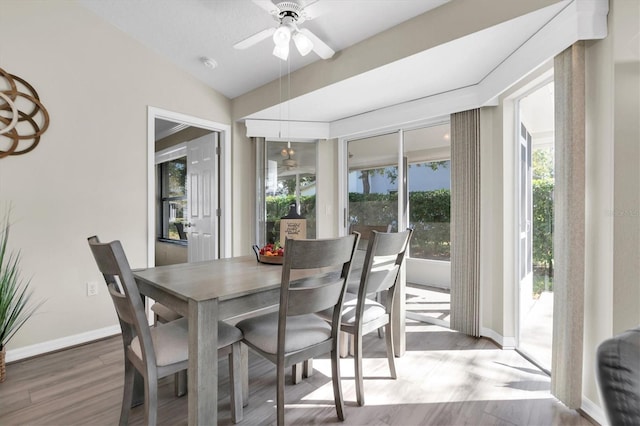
[
  {"left": 301, "top": 0, "right": 330, "bottom": 20},
  {"left": 299, "top": 28, "right": 335, "bottom": 59},
  {"left": 252, "top": 0, "right": 280, "bottom": 15},
  {"left": 233, "top": 27, "right": 276, "bottom": 50}
]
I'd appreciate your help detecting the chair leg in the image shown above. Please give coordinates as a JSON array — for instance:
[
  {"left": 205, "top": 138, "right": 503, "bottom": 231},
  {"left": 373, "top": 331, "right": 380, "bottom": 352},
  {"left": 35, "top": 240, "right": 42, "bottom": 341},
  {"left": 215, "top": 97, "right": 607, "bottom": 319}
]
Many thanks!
[
  {"left": 291, "top": 362, "right": 303, "bottom": 384},
  {"left": 174, "top": 370, "right": 187, "bottom": 397},
  {"left": 339, "top": 331, "right": 350, "bottom": 358},
  {"left": 277, "top": 361, "right": 286, "bottom": 426},
  {"left": 241, "top": 343, "right": 249, "bottom": 407},
  {"left": 376, "top": 293, "right": 384, "bottom": 339},
  {"left": 302, "top": 358, "right": 313, "bottom": 378},
  {"left": 120, "top": 360, "right": 135, "bottom": 426},
  {"left": 331, "top": 346, "right": 345, "bottom": 421},
  {"left": 144, "top": 372, "right": 158, "bottom": 426},
  {"left": 354, "top": 331, "right": 365, "bottom": 406},
  {"left": 385, "top": 321, "right": 397, "bottom": 379},
  {"left": 292, "top": 358, "right": 314, "bottom": 383},
  {"left": 229, "top": 342, "right": 244, "bottom": 423}
]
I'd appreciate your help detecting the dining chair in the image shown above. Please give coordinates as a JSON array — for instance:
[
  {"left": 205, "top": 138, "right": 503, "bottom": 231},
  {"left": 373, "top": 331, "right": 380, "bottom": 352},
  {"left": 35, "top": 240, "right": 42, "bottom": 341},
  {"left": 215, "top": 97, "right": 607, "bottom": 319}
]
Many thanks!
[
  {"left": 87, "top": 236, "right": 244, "bottom": 425},
  {"left": 318, "top": 229, "right": 412, "bottom": 406},
  {"left": 236, "top": 234, "right": 359, "bottom": 426}
]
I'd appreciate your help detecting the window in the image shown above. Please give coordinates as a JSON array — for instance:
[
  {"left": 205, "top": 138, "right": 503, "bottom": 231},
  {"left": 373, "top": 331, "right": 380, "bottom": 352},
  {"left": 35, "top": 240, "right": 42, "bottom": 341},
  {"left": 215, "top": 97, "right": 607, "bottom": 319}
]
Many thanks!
[
  {"left": 159, "top": 156, "right": 187, "bottom": 241},
  {"left": 258, "top": 140, "right": 317, "bottom": 245},
  {"left": 407, "top": 159, "right": 451, "bottom": 260}
]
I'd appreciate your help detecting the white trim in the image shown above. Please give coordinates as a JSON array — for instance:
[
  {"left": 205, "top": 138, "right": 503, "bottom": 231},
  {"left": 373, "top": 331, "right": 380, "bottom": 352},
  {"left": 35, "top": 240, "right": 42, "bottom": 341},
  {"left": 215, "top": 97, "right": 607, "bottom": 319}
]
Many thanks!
[
  {"left": 327, "top": 0, "right": 607, "bottom": 141},
  {"left": 245, "top": 119, "right": 330, "bottom": 141},
  {"left": 155, "top": 142, "right": 187, "bottom": 164},
  {"left": 480, "top": 326, "right": 516, "bottom": 349},
  {"left": 581, "top": 396, "right": 607, "bottom": 426},
  {"left": 147, "top": 106, "right": 232, "bottom": 265},
  {"left": 337, "top": 137, "right": 348, "bottom": 236},
  {"left": 5, "top": 325, "right": 120, "bottom": 363}
]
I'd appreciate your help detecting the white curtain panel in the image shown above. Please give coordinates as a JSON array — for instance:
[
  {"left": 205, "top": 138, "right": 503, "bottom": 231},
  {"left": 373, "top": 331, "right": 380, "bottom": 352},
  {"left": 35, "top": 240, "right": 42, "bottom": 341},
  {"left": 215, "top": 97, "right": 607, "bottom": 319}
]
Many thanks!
[
  {"left": 450, "top": 108, "right": 481, "bottom": 337},
  {"left": 551, "top": 41, "right": 586, "bottom": 409}
]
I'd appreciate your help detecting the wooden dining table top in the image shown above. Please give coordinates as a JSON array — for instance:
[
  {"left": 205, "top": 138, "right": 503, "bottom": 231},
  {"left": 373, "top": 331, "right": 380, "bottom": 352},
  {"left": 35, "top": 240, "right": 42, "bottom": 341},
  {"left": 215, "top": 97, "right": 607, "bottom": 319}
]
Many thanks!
[{"left": 133, "top": 255, "right": 285, "bottom": 301}]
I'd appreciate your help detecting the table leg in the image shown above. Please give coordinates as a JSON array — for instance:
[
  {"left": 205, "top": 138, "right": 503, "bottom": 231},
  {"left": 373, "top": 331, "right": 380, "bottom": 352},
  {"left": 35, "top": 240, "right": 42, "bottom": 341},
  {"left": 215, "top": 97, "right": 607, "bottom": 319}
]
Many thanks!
[{"left": 188, "top": 298, "right": 218, "bottom": 425}]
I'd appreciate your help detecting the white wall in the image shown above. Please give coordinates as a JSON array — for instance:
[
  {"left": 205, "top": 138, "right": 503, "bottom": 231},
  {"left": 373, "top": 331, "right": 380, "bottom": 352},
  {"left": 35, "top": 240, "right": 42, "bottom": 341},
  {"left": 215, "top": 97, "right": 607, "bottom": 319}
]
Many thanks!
[
  {"left": 0, "top": 1, "right": 230, "bottom": 358},
  {"left": 583, "top": 0, "right": 639, "bottom": 414}
]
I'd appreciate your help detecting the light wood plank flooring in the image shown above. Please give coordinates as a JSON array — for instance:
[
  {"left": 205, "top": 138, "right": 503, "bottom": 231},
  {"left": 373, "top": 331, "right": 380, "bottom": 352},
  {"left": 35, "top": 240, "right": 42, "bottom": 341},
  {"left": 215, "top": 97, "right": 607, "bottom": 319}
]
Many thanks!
[{"left": 0, "top": 322, "right": 593, "bottom": 425}]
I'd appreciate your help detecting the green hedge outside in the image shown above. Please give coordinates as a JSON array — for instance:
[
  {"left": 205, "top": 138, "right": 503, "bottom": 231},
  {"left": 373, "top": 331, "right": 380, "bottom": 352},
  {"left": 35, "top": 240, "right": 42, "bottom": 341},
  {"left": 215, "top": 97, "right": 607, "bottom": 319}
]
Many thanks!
[{"left": 266, "top": 183, "right": 554, "bottom": 275}]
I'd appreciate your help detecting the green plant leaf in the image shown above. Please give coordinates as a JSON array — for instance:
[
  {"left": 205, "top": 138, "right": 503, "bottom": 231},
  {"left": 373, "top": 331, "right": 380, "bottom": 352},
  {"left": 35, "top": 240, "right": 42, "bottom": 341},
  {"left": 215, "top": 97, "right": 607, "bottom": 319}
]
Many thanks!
[{"left": 0, "top": 206, "right": 44, "bottom": 350}]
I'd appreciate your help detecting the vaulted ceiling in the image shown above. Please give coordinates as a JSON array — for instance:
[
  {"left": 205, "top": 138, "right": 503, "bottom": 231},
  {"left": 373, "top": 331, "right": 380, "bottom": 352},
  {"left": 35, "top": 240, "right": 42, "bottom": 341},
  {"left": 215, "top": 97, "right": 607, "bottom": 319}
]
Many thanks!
[{"left": 80, "top": 0, "right": 608, "bottom": 136}]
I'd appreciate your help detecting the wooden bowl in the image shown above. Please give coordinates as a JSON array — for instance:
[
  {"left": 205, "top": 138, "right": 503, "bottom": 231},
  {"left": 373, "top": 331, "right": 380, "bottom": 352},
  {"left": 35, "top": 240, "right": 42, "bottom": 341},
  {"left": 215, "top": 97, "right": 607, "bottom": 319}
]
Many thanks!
[{"left": 258, "top": 254, "right": 283, "bottom": 264}]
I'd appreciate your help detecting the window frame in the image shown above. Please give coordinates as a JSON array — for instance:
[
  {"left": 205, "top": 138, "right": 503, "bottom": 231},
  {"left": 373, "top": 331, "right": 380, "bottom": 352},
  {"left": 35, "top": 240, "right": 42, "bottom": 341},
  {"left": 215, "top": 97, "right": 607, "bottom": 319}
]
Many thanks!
[{"left": 155, "top": 143, "right": 188, "bottom": 244}]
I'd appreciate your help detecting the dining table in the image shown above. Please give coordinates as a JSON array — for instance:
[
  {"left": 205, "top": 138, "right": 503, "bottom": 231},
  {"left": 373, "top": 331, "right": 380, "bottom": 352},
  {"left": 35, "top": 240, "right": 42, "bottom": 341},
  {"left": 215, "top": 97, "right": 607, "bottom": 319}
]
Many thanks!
[{"left": 133, "top": 255, "right": 288, "bottom": 425}]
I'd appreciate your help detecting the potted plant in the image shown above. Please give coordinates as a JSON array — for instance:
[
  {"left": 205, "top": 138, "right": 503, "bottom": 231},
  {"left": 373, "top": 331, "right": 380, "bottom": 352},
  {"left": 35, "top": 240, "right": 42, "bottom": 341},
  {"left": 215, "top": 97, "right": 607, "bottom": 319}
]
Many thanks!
[{"left": 0, "top": 207, "right": 42, "bottom": 382}]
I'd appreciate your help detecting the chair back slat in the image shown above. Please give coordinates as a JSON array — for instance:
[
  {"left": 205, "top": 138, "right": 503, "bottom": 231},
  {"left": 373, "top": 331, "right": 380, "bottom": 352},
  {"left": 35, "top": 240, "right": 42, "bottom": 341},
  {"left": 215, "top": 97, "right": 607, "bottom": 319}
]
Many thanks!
[
  {"left": 287, "top": 278, "right": 345, "bottom": 316},
  {"left": 278, "top": 234, "right": 359, "bottom": 336},
  {"left": 285, "top": 236, "right": 357, "bottom": 270},
  {"left": 108, "top": 284, "right": 137, "bottom": 325},
  {"left": 365, "top": 261, "right": 400, "bottom": 295},
  {"left": 359, "top": 229, "right": 413, "bottom": 300}
]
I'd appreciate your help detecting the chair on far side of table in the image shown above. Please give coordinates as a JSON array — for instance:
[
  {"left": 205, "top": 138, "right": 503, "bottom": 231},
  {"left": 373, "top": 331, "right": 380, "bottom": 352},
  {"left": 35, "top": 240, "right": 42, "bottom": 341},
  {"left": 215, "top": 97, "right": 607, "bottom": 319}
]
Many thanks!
[
  {"left": 237, "top": 234, "right": 359, "bottom": 426},
  {"left": 318, "top": 229, "right": 412, "bottom": 406},
  {"left": 87, "top": 236, "right": 244, "bottom": 424}
]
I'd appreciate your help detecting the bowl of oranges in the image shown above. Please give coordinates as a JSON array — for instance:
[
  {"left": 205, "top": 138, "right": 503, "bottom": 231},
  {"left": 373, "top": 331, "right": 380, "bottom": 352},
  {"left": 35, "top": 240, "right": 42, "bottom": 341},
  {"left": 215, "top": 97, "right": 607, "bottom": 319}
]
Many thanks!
[{"left": 253, "top": 243, "right": 284, "bottom": 264}]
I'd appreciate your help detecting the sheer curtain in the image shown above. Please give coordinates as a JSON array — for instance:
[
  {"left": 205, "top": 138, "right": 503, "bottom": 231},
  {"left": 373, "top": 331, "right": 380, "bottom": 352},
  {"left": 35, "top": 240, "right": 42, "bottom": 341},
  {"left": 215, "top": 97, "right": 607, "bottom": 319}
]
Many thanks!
[
  {"left": 450, "top": 108, "right": 481, "bottom": 337},
  {"left": 551, "top": 41, "right": 586, "bottom": 408}
]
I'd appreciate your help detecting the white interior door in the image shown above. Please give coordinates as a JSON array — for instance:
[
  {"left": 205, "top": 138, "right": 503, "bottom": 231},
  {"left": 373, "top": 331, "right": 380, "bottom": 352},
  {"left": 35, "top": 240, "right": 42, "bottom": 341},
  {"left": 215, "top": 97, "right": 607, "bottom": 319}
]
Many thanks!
[{"left": 186, "top": 133, "right": 219, "bottom": 262}]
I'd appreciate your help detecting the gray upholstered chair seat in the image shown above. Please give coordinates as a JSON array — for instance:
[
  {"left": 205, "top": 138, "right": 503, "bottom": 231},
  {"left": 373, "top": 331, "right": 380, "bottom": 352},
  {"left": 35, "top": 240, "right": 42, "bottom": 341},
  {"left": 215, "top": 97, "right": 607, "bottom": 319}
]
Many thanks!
[
  {"left": 130, "top": 318, "right": 243, "bottom": 367},
  {"left": 237, "top": 311, "right": 331, "bottom": 355},
  {"left": 131, "top": 317, "right": 189, "bottom": 367},
  {"left": 318, "top": 292, "right": 385, "bottom": 325}
]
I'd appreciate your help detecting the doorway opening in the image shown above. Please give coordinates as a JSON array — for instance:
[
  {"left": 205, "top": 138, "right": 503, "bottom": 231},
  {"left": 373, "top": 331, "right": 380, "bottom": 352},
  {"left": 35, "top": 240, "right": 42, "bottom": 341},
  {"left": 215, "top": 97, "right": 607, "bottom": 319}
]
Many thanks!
[
  {"left": 345, "top": 123, "right": 452, "bottom": 328},
  {"left": 146, "top": 107, "right": 232, "bottom": 267},
  {"left": 516, "top": 79, "right": 555, "bottom": 373}
]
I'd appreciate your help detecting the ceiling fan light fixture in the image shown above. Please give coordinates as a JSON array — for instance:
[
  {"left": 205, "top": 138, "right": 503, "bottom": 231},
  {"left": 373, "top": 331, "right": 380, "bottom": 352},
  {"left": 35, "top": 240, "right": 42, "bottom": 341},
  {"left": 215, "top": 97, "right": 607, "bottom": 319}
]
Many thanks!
[
  {"left": 273, "top": 43, "right": 289, "bottom": 60},
  {"left": 272, "top": 25, "right": 291, "bottom": 47},
  {"left": 292, "top": 31, "right": 313, "bottom": 56}
]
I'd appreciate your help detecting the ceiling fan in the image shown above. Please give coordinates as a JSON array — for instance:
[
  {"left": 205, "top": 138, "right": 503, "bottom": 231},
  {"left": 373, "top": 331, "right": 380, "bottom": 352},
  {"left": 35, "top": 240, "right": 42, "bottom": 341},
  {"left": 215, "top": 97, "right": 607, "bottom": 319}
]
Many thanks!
[
  {"left": 234, "top": 0, "right": 335, "bottom": 61},
  {"left": 280, "top": 143, "right": 297, "bottom": 170}
]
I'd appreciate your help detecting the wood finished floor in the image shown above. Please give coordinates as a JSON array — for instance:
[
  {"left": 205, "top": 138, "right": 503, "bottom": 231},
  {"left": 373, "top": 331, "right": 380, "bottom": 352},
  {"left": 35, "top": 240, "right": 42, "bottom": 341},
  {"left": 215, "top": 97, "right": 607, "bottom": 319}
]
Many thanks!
[{"left": 0, "top": 321, "right": 593, "bottom": 426}]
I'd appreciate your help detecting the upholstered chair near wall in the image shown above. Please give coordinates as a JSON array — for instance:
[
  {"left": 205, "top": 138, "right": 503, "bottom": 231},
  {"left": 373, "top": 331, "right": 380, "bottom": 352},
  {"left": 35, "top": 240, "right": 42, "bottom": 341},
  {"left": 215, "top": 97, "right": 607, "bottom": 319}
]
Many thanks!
[{"left": 88, "top": 236, "right": 244, "bottom": 424}]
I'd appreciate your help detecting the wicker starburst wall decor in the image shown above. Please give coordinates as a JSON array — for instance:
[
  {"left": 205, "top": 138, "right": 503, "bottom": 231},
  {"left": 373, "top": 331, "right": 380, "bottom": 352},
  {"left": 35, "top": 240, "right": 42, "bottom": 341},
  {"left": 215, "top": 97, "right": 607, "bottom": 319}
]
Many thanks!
[{"left": 0, "top": 68, "right": 50, "bottom": 159}]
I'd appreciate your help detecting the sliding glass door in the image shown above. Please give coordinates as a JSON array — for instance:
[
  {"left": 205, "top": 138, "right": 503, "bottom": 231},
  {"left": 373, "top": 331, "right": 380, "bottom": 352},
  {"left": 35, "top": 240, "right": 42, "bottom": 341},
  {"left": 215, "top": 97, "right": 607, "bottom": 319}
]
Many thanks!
[
  {"left": 347, "top": 133, "right": 400, "bottom": 245},
  {"left": 345, "top": 123, "right": 452, "bottom": 327}
]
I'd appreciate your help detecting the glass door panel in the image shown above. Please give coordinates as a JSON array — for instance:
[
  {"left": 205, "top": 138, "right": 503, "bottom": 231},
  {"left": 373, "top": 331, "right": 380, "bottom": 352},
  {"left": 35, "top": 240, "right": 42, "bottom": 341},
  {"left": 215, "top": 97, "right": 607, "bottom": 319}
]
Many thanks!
[
  {"left": 261, "top": 140, "right": 317, "bottom": 246},
  {"left": 348, "top": 133, "right": 399, "bottom": 248}
]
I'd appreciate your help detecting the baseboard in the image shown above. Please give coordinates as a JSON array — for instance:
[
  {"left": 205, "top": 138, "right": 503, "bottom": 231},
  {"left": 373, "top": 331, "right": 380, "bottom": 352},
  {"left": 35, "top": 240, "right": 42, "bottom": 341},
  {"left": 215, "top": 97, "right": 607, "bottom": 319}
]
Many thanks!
[
  {"left": 6, "top": 325, "right": 121, "bottom": 363},
  {"left": 480, "top": 326, "right": 516, "bottom": 349},
  {"left": 581, "top": 396, "right": 606, "bottom": 425}
]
